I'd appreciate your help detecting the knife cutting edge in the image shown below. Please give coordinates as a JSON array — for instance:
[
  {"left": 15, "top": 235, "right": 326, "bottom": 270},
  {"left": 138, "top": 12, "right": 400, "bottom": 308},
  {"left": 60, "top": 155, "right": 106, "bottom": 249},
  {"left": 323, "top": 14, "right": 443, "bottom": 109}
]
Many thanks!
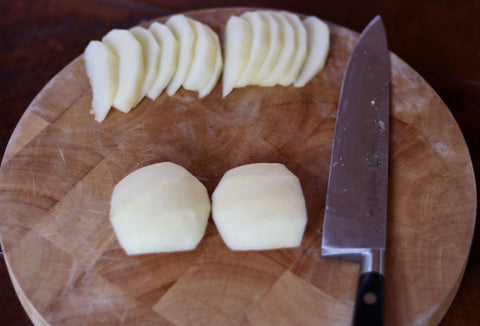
[{"left": 321, "top": 15, "right": 390, "bottom": 326}]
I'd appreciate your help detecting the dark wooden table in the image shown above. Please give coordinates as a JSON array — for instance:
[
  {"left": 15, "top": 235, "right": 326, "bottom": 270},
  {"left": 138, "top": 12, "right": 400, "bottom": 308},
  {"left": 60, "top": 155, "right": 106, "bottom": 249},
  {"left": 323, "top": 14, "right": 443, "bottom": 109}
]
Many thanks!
[{"left": 1, "top": 1, "right": 478, "bottom": 325}]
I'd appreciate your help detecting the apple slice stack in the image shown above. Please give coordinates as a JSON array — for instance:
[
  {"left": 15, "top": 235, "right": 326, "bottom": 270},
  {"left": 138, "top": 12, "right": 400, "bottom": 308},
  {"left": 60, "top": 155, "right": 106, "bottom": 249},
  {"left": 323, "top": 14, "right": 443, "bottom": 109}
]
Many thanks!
[
  {"left": 84, "top": 14, "right": 222, "bottom": 122},
  {"left": 84, "top": 11, "right": 330, "bottom": 122},
  {"left": 222, "top": 11, "right": 329, "bottom": 97}
]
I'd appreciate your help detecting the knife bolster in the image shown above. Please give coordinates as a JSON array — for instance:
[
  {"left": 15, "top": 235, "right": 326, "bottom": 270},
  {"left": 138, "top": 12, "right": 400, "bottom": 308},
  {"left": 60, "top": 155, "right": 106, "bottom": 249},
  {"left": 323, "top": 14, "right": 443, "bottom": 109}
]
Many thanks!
[{"left": 360, "top": 249, "right": 385, "bottom": 275}]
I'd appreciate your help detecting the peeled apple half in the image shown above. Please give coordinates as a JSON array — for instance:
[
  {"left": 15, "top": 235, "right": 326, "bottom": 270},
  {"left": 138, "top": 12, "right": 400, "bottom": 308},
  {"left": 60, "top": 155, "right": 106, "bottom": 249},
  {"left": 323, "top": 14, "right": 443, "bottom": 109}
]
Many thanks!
[
  {"left": 110, "top": 162, "right": 211, "bottom": 255},
  {"left": 212, "top": 163, "right": 308, "bottom": 251}
]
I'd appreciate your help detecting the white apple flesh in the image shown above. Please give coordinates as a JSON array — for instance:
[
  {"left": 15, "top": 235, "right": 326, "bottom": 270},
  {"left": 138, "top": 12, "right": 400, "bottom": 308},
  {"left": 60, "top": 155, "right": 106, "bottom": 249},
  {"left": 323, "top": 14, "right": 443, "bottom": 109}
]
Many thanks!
[
  {"left": 84, "top": 41, "right": 118, "bottom": 122},
  {"left": 222, "top": 16, "right": 252, "bottom": 97},
  {"left": 236, "top": 11, "right": 271, "bottom": 87},
  {"left": 198, "top": 28, "right": 223, "bottom": 98},
  {"left": 212, "top": 163, "right": 307, "bottom": 251},
  {"left": 130, "top": 26, "right": 161, "bottom": 100},
  {"left": 148, "top": 22, "right": 179, "bottom": 100},
  {"left": 278, "top": 11, "right": 307, "bottom": 86},
  {"left": 165, "top": 15, "right": 196, "bottom": 96},
  {"left": 294, "top": 16, "right": 330, "bottom": 87},
  {"left": 110, "top": 162, "right": 211, "bottom": 255},
  {"left": 102, "top": 29, "right": 145, "bottom": 113},
  {"left": 183, "top": 19, "right": 219, "bottom": 93},
  {"left": 259, "top": 12, "right": 296, "bottom": 87},
  {"left": 251, "top": 11, "right": 283, "bottom": 85}
]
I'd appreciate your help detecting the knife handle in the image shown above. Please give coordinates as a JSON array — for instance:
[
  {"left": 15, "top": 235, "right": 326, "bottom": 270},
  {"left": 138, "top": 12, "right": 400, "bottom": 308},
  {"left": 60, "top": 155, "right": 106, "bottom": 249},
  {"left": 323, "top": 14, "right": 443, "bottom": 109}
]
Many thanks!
[{"left": 352, "top": 271, "right": 384, "bottom": 326}]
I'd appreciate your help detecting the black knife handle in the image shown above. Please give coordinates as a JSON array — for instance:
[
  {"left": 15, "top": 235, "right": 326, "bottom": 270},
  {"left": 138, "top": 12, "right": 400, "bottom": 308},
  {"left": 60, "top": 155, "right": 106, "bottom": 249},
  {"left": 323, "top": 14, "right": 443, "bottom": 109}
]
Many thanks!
[{"left": 353, "top": 272, "right": 384, "bottom": 326}]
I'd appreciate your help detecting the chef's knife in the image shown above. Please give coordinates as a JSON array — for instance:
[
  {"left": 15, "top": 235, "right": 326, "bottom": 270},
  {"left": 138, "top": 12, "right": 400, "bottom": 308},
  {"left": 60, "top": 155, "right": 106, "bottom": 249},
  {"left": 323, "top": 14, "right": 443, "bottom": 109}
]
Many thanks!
[{"left": 321, "top": 15, "right": 390, "bottom": 326}]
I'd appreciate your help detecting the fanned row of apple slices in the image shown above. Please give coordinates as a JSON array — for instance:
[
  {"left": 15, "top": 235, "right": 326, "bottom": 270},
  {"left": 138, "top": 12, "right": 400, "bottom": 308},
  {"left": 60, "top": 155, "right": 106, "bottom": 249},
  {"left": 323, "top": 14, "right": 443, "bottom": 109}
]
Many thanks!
[
  {"left": 222, "top": 11, "right": 329, "bottom": 97},
  {"left": 84, "top": 11, "right": 330, "bottom": 122},
  {"left": 84, "top": 15, "right": 222, "bottom": 122}
]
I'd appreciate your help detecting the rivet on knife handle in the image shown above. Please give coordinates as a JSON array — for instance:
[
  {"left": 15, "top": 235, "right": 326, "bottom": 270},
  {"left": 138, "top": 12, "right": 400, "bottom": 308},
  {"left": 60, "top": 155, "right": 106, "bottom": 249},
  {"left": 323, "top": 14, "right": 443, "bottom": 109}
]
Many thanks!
[{"left": 353, "top": 271, "right": 384, "bottom": 326}]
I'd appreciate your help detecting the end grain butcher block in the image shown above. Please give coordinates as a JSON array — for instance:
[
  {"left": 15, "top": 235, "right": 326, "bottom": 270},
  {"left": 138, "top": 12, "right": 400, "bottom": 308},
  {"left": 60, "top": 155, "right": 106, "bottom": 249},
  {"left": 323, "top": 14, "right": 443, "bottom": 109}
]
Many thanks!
[{"left": 0, "top": 7, "right": 476, "bottom": 326}]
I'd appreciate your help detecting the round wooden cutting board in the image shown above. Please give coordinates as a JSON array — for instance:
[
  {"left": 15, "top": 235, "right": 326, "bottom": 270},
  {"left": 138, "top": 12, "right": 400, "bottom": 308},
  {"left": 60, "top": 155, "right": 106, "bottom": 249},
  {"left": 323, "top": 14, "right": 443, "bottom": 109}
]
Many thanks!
[{"left": 0, "top": 8, "right": 476, "bottom": 326}]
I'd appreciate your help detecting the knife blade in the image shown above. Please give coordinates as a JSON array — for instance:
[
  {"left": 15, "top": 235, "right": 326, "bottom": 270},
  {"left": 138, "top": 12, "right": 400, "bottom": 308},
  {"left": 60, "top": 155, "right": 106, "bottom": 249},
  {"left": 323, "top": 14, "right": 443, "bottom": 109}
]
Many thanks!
[{"left": 321, "top": 15, "right": 390, "bottom": 326}]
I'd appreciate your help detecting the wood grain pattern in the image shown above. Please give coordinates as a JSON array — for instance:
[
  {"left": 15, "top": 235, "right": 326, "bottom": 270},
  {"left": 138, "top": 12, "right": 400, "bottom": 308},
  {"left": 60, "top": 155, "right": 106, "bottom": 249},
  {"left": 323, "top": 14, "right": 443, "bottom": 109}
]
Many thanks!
[{"left": 0, "top": 8, "right": 476, "bottom": 326}]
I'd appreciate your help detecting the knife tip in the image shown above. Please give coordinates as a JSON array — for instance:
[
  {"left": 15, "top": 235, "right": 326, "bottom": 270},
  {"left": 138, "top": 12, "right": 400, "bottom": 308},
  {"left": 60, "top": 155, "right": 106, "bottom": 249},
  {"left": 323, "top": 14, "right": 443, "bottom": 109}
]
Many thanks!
[
  {"left": 359, "top": 15, "right": 387, "bottom": 45},
  {"left": 369, "top": 15, "right": 384, "bottom": 27}
]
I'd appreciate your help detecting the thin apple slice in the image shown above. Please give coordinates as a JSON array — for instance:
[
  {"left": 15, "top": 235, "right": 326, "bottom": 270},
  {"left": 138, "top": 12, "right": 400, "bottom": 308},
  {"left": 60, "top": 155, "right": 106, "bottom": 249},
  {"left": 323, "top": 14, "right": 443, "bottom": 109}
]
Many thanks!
[
  {"left": 130, "top": 26, "right": 161, "bottom": 100},
  {"left": 294, "top": 16, "right": 330, "bottom": 87},
  {"left": 278, "top": 11, "right": 307, "bottom": 86},
  {"left": 259, "top": 12, "right": 296, "bottom": 87},
  {"left": 165, "top": 15, "right": 196, "bottom": 96},
  {"left": 236, "top": 11, "right": 271, "bottom": 87},
  {"left": 222, "top": 16, "right": 252, "bottom": 97},
  {"left": 148, "top": 22, "right": 179, "bottom": 100},
  {"left": 84, "top": 41, "right": 118, "bottom": 122},
  {"left": 198, "top": 29, "right": 223, "bottom": 98},
  {"left": 102, "top": 29, "right": 145, "bottom": 113},
  {"left": 251, "top": 11, "right": 283, "bottom": 85},
  {"left": 183, "top": 19, "right": 218, "bottom": 93}
]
